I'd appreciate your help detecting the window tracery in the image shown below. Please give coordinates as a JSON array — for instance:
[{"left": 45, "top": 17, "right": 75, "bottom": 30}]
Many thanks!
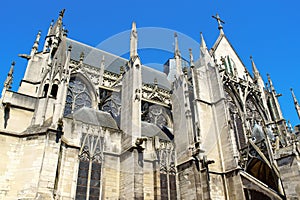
[
  {"left": 142, "top": 103, "right": 173, "bottom": 128},
  {"left": 157, "top": 142, "right": 177, "bottom": 200},
  {"left": 99, "top": 89, "right": 121, "bottom": 119},
  {"left": 64, "top": 77, "right": 92, "bottom": 116},
  {"left": 76, "top": 132, "right": 104, "bottom": 200},
  {"left": 225, "top": 91, "right": 246, "bottom": 150},
  {"left": 246, "top": 99, "right": 263, "bottom": 129}
]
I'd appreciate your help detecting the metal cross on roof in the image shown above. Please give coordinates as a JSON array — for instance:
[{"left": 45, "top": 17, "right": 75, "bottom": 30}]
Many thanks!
[{"left": 212, "top": 13, "right": 225, "bottom": 30}]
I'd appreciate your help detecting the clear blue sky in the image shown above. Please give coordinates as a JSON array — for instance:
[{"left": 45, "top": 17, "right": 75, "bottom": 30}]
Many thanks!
[{"left": 0, "top": 0, "right": 299, "bottom": 126}]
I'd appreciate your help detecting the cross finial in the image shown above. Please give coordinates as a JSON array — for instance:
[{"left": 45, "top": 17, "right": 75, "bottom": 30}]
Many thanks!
[{"left": 212, "top": 13, "right": 225, "bottom": 33}]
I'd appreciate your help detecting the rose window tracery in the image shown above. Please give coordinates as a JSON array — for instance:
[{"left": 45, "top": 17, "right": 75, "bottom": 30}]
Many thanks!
[{"left": 142, "top": 103, "right": 172, "bottom": 128}]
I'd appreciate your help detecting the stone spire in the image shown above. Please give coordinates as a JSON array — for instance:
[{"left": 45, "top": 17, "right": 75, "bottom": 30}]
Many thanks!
[
  {"left": 44, "top": 9, "right": 65, "bottom": 54},
  {"left": 4, "top": 61, "right": 15, "bottom": 90},
  {"left": 200, "top": 32, "right": 211, "bottom": 67},
  {"left": 250, "top": 56, "right": 260, "bottom": 80},
  {"left": 31, "top": 30, "right": 41, "bottom": 56},
  {"left": 267, "top": 73, "right": 284, "bottom": 121},
  {"left": 267, "top": 74, "right": 276, "bottom": 93},
  {"left": 189, "top": 48, "right": 194, "bottom": 67},
  {"left": 43, "top": 20, "right": 54, "bottom": 51},
  {"left": 130, "top": 21, "right": 138, "bottom": 58},
  {"left": 98, "top": 55, "right": 105, "bottom": 86},
  {"left": 79, "top": 51, "right": 85, "bottom": 64},
  {"left": 174, "top": 32, "right": 182, "bottom": 76},
  {"left": 291, "top": 88, "right": 300, "bottom": 119},
  {"left": 52, "top": 9, "right": 65, "bottom": 37},
  {"left": 200, "top": 32, "right": 207, "bottom": 55},
  {"left": 212, "top": 13, "right": 225, "bottom": 35},
  {"left": 174, "top": 32, "right": 181, "bottom": 58}
]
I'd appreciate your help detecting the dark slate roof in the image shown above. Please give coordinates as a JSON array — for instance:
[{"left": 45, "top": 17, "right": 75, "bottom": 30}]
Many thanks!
[
  {"left": 66, "top": 107, "right": 118, "bottom": 129},
  {"left": 141, "top": 121, "right": 172, "bottom": 141},
  {"left": 66, "top": 38, "right": 171, "bottom": 90}
]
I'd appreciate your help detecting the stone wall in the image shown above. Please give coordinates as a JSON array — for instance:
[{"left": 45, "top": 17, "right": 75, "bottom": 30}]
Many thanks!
[
  {"left": 276, "top": 144, "right": 300, "bottom": 199},
  {"left": 0, "top": 133, "right": 50, "bottom": 199}
]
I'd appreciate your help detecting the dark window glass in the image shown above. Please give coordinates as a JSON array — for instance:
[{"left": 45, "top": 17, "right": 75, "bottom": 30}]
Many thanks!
[
  {"left": 75, "top": 150, "right": 102, "bottom": 199},
  {"left": 50, "top": 84, "right": 58, "bottom": 98},
  {"left": 160, "top": 173, "right": 168, "bottom": 200},
  {"left": 169, "top": 174, "right": 177, "bottom": 199}
]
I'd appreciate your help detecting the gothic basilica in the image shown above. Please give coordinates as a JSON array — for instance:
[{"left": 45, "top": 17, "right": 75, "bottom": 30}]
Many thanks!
[{"left": 0, "top": 10, "right": 299, "bottom": 200}]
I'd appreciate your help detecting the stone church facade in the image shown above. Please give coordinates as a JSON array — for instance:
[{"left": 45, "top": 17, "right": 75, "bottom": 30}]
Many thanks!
[{"left": 0, "top": 10, "right": 299, "bottom": 200}]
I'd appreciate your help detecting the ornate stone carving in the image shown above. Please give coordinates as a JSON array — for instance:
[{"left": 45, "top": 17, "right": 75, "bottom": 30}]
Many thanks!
[
  {"left": 155, "top": 141, "right": 176, "bottom": 175},
  {"left": 141, "top": 84, "right": 171, "bottom": 106},
  {"left": 79, "top": 132, "right": 104, "bottom": 163}
]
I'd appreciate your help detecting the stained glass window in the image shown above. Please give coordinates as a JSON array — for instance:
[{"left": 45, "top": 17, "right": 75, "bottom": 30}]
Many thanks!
[
  {"left": 64, "top": 77, "right": 92, "bottom": 116},
  {"left": 75, "top": 134, "right": 103, "bottom": 200},
  {"left": 159, "top": 147, "right": 177, "bottom": 200}
]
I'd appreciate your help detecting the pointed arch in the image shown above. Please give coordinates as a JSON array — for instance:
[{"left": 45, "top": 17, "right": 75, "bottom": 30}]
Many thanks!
[
  {"left": 245, "top": 94, "right": 267, "bottom": 130},
  {"left": 247, "top": 92, "right": 268, "bottom": 122},
  {"left": 76, "top": 131, "right": 104, "bottom": 200},
  {"left": 63, "top": 72, "right": 97, "bottom": 116},
  {"left": 224, "top": 84, "right": 247, "bottom": 150},
  {"left": 224, "top": 82, "right": 243, "bottom": 113}
]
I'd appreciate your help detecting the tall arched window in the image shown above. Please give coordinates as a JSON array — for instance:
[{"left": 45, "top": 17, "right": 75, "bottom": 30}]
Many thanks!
[
  {"left": 42, "top": 83, "right": 49, "bottom": 97},
  {"left": 76, "top": 133, "right": 104, "bottom": 200},
  {"left": 225, "top": 91, "right": 246, "bottom": 150},
  {"left": 64, "top": 76, "right": 92, "bottom": 116},
  {"left": 158, "top": 143, "right": 177, "bottom": 200}
]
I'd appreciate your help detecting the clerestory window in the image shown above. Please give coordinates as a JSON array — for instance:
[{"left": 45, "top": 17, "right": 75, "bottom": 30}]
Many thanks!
[{"left": 64, "top": 76, "right": 92, "bottom": 116}]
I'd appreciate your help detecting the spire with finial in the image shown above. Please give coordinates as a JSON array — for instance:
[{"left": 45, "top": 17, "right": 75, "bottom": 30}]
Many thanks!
[
  {"left": 200, "top": 32, "right": 208, "bottom": 56},
  {"left": 4, "top": 61, "right": 15, "bottom": 90},
  {"left": 212, "top": 13, "right": 225, "bottom": 35},
  {"left": 189, "top": 48, "right": 194, "bottom": 67},
  {"left": 200, "top": 32, "right": 211, "bottom": 67},
  {"left": 130, "top": 21, "right": 138, "bottom": 58},
  {"left": 291, "top": 88, "right": 300, "bottom": 119},
  {"left": 174, "top": 32, "right": 181, "bottom": 58},
  {"left": 250, "top": 56, "right": 261, "bottom": 80},
  {"left": 174, "top": 32, "right": 182, "bottom": 76},
  {"left": 51, "top": 9, "right": 66, "bottom": 38},
  {"left": 79, "top": 52, "right": 85, "bottom": 64},
  {"left": 267, "top": 74, "right": 275, "bottom": 92},
  {"left": 43, "top": 20, "right": 54, "bottom": 51},
  {"left": 98, "top": 55, "right": 105, "bottom": 86},
  {"left": 49, "top": 20, "right": 54, "bottom": 33},
  {"left": 31, "top": 30, "right": 41, "bottom": 55}
]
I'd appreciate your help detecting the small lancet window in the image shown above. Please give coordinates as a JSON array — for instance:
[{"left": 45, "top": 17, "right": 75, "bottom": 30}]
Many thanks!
[
  {"left": 43, "top": 84, "right": 49, "bottom": 97},
  {"left": 50, "top": 84, "right": 58, "bottom": 98}
]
